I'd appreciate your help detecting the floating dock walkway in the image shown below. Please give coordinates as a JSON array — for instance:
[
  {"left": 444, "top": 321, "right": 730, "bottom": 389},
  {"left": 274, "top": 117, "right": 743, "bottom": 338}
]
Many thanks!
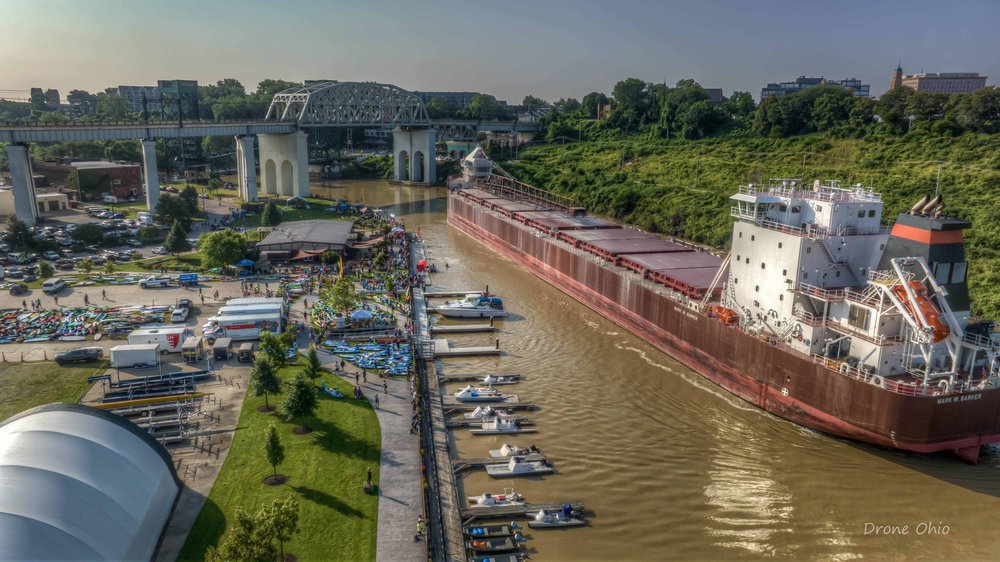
[
  {"left": 461, "top": 501, "right": 585, "bottom": 522},
  {"left": 424, "top": 289, "right": 486, "bottom": 298},
  {"left": 452, "top": 453, "right": 546, "bottom": 473},
  {"left": 443, "top": 400, "right": 533, "bottom": 413},
  {"left": 444, "top": 416, "right": 533, "bottom": 428},
  {"left": 430, "top": 324, "right": 497, "bottom": 334},
  {"left": 433, "top": 339, "right": 500, "bottom": 357},
  {"left": 439, "top": 373, "right": 521, "bottom": 383}
]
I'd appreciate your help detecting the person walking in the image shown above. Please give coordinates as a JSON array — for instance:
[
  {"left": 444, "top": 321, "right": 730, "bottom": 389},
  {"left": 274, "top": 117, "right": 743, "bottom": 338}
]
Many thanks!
[
  {"left": 21, "top": 299, "right": 26, "bottom": 310},
  {"left": 373, "top": 393, "right": 379, "bottom": 409},
  {"left": 366, "top": 466, "right": 373, "bottom": 486},
  {"left": 383, "top": 380, "right": 388, "bottom": 394},
  {"left": 363, "top": 369, "right": 367, "bottom": 383},
  {"left": 53, "top": 296, "right": 59, "bottom": 306},
  {"left": 83, "top": 293, "right": 89, "bottom": 306},
  {"left": 102, "top": 288, "right": 107, "bottom": 300}
]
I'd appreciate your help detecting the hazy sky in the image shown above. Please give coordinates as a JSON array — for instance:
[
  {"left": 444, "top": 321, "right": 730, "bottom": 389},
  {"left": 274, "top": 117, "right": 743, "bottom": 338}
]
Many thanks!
[{"left": 2, "top": 0, "right": 998, "bottom": 102}]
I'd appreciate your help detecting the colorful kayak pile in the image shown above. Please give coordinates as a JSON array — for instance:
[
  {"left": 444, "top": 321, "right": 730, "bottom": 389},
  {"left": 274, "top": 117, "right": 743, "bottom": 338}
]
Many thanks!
[
  {"left": 278, "top": 276, "right": 312, "bottom": 298},
  {"left": 321, "top": 340, "right": 412, "bottom": 375},
  {"left": 312, "top": 302, "right": 396, "bottom": 329},
  {"left": 0, "top": 305, "right": 173, "bottom": 343}
]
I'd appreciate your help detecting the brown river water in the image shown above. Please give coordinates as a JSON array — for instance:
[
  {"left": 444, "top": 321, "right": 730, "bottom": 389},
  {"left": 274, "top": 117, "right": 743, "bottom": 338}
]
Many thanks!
[{"left": 318, "top": 180, "right": 1000, "bottom": 561}]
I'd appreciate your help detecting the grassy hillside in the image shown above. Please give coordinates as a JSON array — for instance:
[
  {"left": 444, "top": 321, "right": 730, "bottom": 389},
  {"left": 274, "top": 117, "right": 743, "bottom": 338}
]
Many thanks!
[{"left": 500, "top": 132, "right": 1000, "bottom": 318}]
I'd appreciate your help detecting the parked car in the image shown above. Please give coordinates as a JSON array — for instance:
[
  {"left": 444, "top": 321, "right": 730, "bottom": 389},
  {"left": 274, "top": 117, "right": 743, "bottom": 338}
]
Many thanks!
[
  {"left": 5, "top": 268, "right": 24, "bottom": 279},
  {"left": 140, "top": 276, "right": 171, "bottom": 288},
  {"left": 127, "top": 196, "right": 136, "bottom": 202},
  {"left": 170, "top": 307, "right": 190, "bottom": 323},
  {"left": 90, "top": 256, "right": 106, "bottom": 265},
  {"left": 177, "top": 298, "right": 192, "bottom": 309},
  {"left": 55, "top": 260, "right": 75, "bottom": 271},
  {"left": 8, "top": 283, "right": 28, "bottom": 296},
  {"left": 42, "top": 251, "right": 61, "bottom": 260},
  {"left": 125, "top": 239, "right": 143, "bottom": 248},
  {"left": 54, "top": 347, "right": 104, "bottom": 364},
  {"left": 152, "top": 246, "right": 167, "bottom": 255},
  {"left": 23, "top": 274, "right": 37, "bottom": 283}
]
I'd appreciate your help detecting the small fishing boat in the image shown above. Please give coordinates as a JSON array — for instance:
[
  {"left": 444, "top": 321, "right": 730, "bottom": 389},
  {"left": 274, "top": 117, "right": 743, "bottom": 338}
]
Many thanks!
[
  {"left": 482, "top": 374, "right": 518, "bottom": 386},
  {"left": 463, "top": 521, "right": 523, "bottom": 538},
  {"left": 489, "top": 443, "right": 541, "bottom": 459},
  {"left": 468, "top": 555, "right": 527, "bottom": 562},
  {"left": 464, "top": 405, "right": 513, "bottom": 420},
  {"left": 527, "top": 505, "right": 587, "bottom": 529},
  {"left": 433, "top": 294, "right": 508, "bottom": 319},
  {"left": 465, "top": 535, "right": 525, "bottom": 554},
  {"left": 485, "top": 456, "right": 553, "bottom": 478},
  {"left": 454, "top": 385, "right": 503, "bottom": 403},
  {"left": 467, "top": 489, "right": 524, "bottom": 507},
  {"left": 471, "top": 417, "right": 536, "bottom": 435}
]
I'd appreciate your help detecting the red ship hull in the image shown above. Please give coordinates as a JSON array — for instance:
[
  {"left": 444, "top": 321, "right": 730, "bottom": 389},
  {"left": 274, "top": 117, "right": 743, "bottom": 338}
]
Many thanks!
[{"left": 448, "top": 193, "right": 1000, "bottom": 462}]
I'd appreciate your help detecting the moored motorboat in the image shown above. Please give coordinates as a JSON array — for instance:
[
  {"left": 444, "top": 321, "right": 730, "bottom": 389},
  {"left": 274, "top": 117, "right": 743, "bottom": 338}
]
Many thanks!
[
  {"left": 483, "top": 374, "right": 518, "bottom": 386},
  {"left": 471, "top": 417, "right": 536, "bottom": 435},
  {"left": 488, "top": 443, "right": 541, "bottom": 458},
  {"left": 463, "top": 521, "right": 523, "bottom": 538},
  {"left": 485, "top": 456, "right": 553, "bottom": 477},
  {"left": 464, "top": 405, "right": 513, "bottom": 420},
  {"left": 527, "top": 505, "right": 587, "bottom": 529},
  {"left": 465, "top": 535, "right": 525, "bottom": 554},
  {"left": 468, "top": 555, "right": 527, "bottom": 562},
  {"left": 454, "top": 385, "right": 503, "bottom": 402},
  {"left": 467, "top": 489, "right": 524, "bottom": 506},
  {"left": 433, "top": 294, "right": 508, "bottom": 319}
]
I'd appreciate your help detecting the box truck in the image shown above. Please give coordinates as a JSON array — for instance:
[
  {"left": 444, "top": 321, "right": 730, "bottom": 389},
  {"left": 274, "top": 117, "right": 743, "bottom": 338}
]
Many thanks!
[
  {"left": 128, "top": 326, "right": 193, "bottom": 353},
  {"left": 110, "top": 344, "right": 161, "bottom": 368}
]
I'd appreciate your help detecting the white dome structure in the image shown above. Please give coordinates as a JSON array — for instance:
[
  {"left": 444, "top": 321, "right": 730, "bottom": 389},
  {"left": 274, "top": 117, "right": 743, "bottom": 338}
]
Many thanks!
[{"left": 0, "top": 403, "right": 181, "bottom": 561}]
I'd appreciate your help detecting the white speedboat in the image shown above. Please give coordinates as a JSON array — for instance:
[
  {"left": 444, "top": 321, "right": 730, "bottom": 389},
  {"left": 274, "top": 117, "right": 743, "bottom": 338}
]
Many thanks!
[
  {"left": 464, "top": 405, "right": 512, "bottom": 420},
  {"left": 433, "top": 294, "right": 508, "bottom": 319},
  {"left": 489, "top": 443, "right": 542, "bottom": 458},
  {"left": 471, "top": 417, "right": 536, "bottom": 435},
  {"left": 467, "top": 488, "right": 525, "bottom": 507},
  {"left": 482, "top": 374, "right": 518, "bottom": 386},
  {"left": 454, "top": 385, "right": 503, "bottom": 403},
  {"left": 527, "top": 506, "right": 586, "bottom": 529},
  {"left": 485, "top": 456, "right": 553, "bottom": 477}
]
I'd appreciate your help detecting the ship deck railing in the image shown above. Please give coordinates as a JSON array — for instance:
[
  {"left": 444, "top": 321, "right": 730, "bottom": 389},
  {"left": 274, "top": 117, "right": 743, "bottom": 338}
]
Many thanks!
[
  {"left": 739, "top": 182, "right": 882, "bottom": 204},
  {"left": 812, "top": 355, "right": 993, "bottom": 397},
  {"left": 794, "top": 283, "right": 846, "bottom": 301}
]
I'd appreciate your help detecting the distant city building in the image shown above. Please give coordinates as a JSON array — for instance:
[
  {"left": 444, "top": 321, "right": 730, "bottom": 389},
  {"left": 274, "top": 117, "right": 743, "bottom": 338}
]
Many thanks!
[
  {"left": 28, "top": 88, "right": 62, "bottom": 109},
  {"left": 416, "top": 91, "right": 479, "bottom": 108},
  {"left": 761, "top": 76, "right": 869, "bottom": 99},
  {"left": 889, "top": 65, "right": 987, "bottom": 94},
  {"left": 47, "top": 161, "right": 144, "bottom": 202},
  {"left": 114, "top": 79, "right": 199, "bottom": 117}
]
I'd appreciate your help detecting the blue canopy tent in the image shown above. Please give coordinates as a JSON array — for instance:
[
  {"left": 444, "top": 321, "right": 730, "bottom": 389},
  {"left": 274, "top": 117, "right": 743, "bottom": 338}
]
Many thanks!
[{"left": 235, "top": 258, "right": 255, "bottom": 277}]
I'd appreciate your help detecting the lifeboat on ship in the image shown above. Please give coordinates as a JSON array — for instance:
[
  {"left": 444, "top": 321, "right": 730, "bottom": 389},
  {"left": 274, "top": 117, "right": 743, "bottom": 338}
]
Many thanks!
[
  {"left": 891, "top": 280, "right": 949, "bottom": 342},
  {"left": 708, "top": 304, "right": 739, "bottom": 325}
]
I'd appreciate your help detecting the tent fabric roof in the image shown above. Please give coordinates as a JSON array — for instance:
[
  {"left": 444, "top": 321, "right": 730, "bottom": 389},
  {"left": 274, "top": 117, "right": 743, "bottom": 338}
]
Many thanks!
[
  {"left": 256, "top": 220, "right": 354, "bottom": 249},
  {"left": 0, "top": 403, "right": 180, "bottom": 562}
]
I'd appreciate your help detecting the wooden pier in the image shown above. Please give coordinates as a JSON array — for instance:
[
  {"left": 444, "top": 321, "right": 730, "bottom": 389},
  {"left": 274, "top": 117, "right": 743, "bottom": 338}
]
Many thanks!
[
  {"left": 439, "top": 373, "right": 521, "bottom": 383},
  {"left": 461, "top": 501, "right": 585, "bottom": 522},
  {"left": 433, "top": 339, "right": 500, "bottom": 357},
  {"left": 453, "top": 453, "right": 546, "bottom": 473},
  {"left": 431, "top": 323, "right": 497, "bottom": 334},
  {"left": 424, "top": 290, "right": 485, "bottom": 298}
]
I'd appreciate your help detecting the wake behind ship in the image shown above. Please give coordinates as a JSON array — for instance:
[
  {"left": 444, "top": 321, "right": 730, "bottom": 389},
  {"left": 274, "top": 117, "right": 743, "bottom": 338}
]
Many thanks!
[{"left": 446, "top": 149, "right": 1000, "bottom": 463}]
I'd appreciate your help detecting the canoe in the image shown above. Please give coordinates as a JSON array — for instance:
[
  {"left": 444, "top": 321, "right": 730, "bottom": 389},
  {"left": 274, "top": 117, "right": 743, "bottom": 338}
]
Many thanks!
[
  {"left": 465, "top": 536, "right": 523, "bottom": 554},
  {"left": 463, "top": 522, "right": 523, "bottom": 538}
]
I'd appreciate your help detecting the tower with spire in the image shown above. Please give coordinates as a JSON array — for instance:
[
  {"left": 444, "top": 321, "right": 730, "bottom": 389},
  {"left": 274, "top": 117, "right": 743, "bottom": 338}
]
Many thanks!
[{"left": 890, "top": 60, "right": 903, "bottom": 91}]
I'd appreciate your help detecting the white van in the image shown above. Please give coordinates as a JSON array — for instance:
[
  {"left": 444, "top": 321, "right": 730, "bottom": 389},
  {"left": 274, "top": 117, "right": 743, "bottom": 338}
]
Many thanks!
[
  {"left": 42, "top": 278, "right": 67, "bottom": 295},
  {"left": 128, "top": 326, "right": 194, "bottom": 353},
  {"left": 102, "top": 194, "right": 118, "bottom": 204}
]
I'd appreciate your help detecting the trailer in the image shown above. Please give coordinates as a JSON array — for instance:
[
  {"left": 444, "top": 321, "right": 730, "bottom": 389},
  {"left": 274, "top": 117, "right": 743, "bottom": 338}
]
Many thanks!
[
  {"left": 203, "top": 313, "right": 283, "bottom": 342},
  {"left": 128, "top": 326, "right": 193, "bottom": 353},
  {"left": 181, "top": 336, "right": 203, "bottom": 362},
  {"left": 110, "top": 344, "right": 161, "bottom": 368}
]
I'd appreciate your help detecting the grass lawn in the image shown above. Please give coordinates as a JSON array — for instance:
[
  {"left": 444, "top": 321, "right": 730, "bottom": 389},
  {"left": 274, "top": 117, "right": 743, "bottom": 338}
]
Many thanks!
[
  {"left": 178, "top": 366, "right": 381, "bottom": 561},
  {"left": 133, "top": 252, "right": 206, "bottom": 272},
  {"left": 0, "top": 361, "right": 107, "bottom": 420}
]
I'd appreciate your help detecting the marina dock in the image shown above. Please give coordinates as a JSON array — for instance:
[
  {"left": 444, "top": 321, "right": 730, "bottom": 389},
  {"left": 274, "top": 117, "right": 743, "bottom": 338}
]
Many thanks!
[
  {"left": 444, "top": 416, "right": 533, "bottom": 428},
  {"left": 433, "top": 338, "right": 500, "bottom": 357},
  {"left": 430, "top": 323, "right": 497, "bottom": 334},
  {"left": 461, "top": 501, "right": 585, "bottom": 522},
  {"left": 443, "top": 400, "right": 534, "bottom": 413},
  {"left": 453, "top": 453, "right": 546, "bottom": 472},
  {"left": 424, "top": 290, "right": 485, "bottom": 298},
  {"left": 439, "top": 373, "right": 521, "bottom": 383}
]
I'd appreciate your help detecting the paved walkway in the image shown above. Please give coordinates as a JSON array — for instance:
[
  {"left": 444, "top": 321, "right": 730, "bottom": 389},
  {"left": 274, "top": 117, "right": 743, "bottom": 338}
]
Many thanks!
[{"left": 292, "top": 295, "right": 424, "bottom": 562}]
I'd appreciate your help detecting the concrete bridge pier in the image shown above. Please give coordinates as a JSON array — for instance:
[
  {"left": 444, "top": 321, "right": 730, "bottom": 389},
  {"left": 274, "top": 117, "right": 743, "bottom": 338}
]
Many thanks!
[
  {"left": 393, "top": 127, "right": 436, "bottom": 185},
  {"left": 258, "top": 131, "right": 309, "bottom": 198},
  {"left": 140, "top": 139, "right": 160, "bottom": 211},
  {"left": 235, "top": 135, "right": 258, "bottom": 202},
  {"left": 4, "top": 143, "right": 39, "bottom": 226}
]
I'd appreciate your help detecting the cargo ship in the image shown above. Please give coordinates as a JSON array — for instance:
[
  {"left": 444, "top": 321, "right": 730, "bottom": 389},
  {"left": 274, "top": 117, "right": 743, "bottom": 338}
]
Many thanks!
[{"left": 446, "top": 149, "right": 1000, "bottom": 462}]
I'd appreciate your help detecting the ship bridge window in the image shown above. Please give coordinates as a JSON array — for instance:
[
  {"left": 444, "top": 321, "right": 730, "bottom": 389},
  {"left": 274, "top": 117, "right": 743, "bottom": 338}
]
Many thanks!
[
  {"left": 848, "top": 304, "right": 871, "bottom": 331},
  {"left": 857, "top": 210, "right": 865, "bottom": 218},
  {"left": 791, "top": 206, "right": 801, "bottom": 213},
  {"left": 868, "top": 210, "right": 876, "bottom": 218},
  {"left": 934, "top": 262, "right": 951, "bottom": 285},
  {"left": 951, "top": 262, "right": 967, "bottom": 284},
  {"left": 779, "top": 205, "right": 787, "bottom": 212}
]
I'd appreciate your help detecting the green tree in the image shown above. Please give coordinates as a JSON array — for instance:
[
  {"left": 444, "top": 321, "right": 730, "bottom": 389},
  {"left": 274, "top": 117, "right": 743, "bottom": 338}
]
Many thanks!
[
  {"left": 69, "top": 223, "right": 104, "bottom": 246},
  {"left": 876, "top": 85, "right": 915, "bottom": 133},
  {"left": 812, "top": 89, "right": 853, "bottom": 132},
  {"left": 250, "top": 355, "right": 281, "bottom": 410},
  {"left": 258, "top": 330, "right": 287, "bottom": 366},
  {"left": 104, "top": 260, "right": 115, "bottom": 275},
  {"left": 78, "top": 258, "right": 94, "bottom": 274},
  {"left": 952, "top": 86, "right": 1000, "bottom": 133},
  {"left": 156, "top": 194, "right": 193, "bottom": 230},
  {"left": 255, "top": 79, "right": 302, "bottom": 100},
  {"left": 138, "top": 225, "right": 166, "bottom": 244},
  {"left": 264, "top": 422, "right": 284, "bottom": 481},
  {"left": 3, "top": 218, "right": 36, "bottom": 251},
  {"left": 261, "top": 497, "right": 300, "bottom": 562},
  {"left": 522, "top": 95, "right": 549, "bottom": 112},
  {"left": 303, "top": 345, "right": 323, "bottom": 384},
  {"left": 38, "top": 261, "right": 54, "bottom": 280},
  {"left": 281, "top": 373, "right": 318, "bottom": 432},
  {"left": 463, "top": 94, "right": 507, "bottom": 120},
  {"left": 581, "top": 91, "right": 610, "bottom": 118},
  {"left": 322, "top": 274, "right": 358, "bottom": 317},
  {"left": 164, "top": 221, "right": 192, "bottom": 255},
  {"left": 204, "top": 506, "right": 277, "bottom": 562},
  {"left": 104, "top": 140, "right": 142, "bottom": 163},
  {"left": 179, "top": 185, "right": 200, "bottom": 215},
  {"left": 726, "top": 91, "right": 756, "bottom": 121},
  {"left": 200, "top": 229, "right": 248, "bottom": 268},
  {"left": 261, "top": 199, "right": 282, "bottom": 227},
  {"left": 681, "top": 100, "right": 723, "bottom": 139},
  {"left": 425, "top": 97, "right": 459, "bottom": 119}
]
